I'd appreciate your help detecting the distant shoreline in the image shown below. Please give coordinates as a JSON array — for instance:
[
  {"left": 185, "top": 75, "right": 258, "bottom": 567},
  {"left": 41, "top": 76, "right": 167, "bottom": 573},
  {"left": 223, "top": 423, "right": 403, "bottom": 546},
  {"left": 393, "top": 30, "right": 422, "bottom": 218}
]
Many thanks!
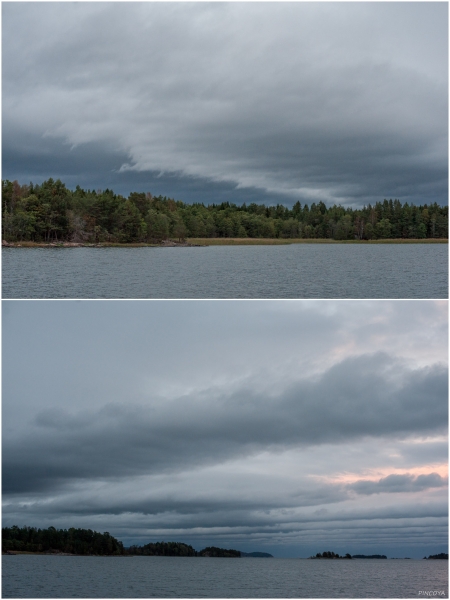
[
  {"left": 4, "top": 551, "right": 447, "bottom": 560},
  {"left": 4, "top": 550, "right": 273, "bottom": 559},
  {"left": 2, "top": 237, "right": 447, "bottom": 248}
]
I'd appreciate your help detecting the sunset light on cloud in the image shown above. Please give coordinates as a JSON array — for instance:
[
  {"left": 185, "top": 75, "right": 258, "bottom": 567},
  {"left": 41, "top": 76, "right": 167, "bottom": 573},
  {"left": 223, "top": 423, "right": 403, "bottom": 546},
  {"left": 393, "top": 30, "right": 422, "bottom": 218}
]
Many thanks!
[{"left": 317, "top": 465, "right": 448, "bottom": 486}]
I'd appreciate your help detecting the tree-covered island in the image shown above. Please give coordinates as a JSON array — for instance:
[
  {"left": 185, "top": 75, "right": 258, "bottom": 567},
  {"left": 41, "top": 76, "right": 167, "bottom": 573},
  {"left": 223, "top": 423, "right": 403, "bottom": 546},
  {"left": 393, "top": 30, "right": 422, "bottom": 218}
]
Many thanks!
[
  {"left": 310, "top": 552, "right": 391, "bottom": 559},
  {"left": 2, "top": 526, "right": 271, "bottom": 558},
  {"left": 126, "top": 543, "right": 241, "bottom": 557},
  {"left": 310, "top": 552, "right": 353, "bottom": 559},
  {"left": 2, "top": 179, "right": 447, "bottom": 244}
]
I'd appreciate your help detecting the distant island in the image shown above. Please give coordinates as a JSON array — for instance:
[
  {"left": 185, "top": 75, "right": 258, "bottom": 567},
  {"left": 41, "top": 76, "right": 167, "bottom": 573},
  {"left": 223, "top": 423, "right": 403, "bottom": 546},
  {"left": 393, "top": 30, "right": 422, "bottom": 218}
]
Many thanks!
[
  {"left": 127, "top": 543, "right": 244, "bottom": 558},
  {"left": 2, "top": 178, "right": 447, "bottom": 244},
  {"left": 424, "top": 553, "right": 448, "bottom": 560},
  {"left": 310, "top": 552, "right": 353, "bottom": 559},
  {"left": 310, "top": 552, "right": 389, "bottom": 559},
  {"left": 2, "top": 526, "right": 272, "bottom": 558}
]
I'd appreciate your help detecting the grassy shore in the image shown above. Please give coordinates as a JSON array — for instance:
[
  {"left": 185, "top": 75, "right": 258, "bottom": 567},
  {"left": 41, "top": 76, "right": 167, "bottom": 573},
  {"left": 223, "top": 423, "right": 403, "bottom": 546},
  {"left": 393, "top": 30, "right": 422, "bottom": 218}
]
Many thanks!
[{"left": 3, "top": 238, "right": 447, "bottom": 248}]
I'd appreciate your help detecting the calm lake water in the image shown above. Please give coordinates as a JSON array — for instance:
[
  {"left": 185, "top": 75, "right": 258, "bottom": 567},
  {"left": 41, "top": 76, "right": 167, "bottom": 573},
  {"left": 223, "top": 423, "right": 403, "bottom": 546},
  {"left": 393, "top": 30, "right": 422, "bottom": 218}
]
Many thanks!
[
  {"left": 2, "top": 555, "right": 448, "bottom": 598},
  {"left": 2, "top": 244, "right": 447, "bottom": 299}
]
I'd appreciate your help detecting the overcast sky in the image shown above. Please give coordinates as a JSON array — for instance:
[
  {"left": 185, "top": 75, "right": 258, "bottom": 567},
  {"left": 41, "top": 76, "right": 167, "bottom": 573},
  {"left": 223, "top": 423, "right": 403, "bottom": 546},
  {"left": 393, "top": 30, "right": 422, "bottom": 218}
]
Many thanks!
[
  {"left": 2, "top": 300, "right": 447, "bottom": 558},
  {"left": 2, "top": 2, "right": 448, "bottom": 207}
]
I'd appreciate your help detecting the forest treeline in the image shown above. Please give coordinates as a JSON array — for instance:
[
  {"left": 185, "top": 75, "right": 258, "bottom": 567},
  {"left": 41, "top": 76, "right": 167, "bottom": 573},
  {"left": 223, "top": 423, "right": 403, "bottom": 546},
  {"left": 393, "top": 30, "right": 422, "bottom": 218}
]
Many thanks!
[
  {"left": 127, "top": 543, "right": 240, "bottom": 557},
  {"left": 2, "top": 178, "right": 448, "bottom": 243},
  {"left": 2, "top": 526, "right": 241, "bottom": 557},
  {"left": 2, "top": 525, "right": 125, "bottom": 555}
]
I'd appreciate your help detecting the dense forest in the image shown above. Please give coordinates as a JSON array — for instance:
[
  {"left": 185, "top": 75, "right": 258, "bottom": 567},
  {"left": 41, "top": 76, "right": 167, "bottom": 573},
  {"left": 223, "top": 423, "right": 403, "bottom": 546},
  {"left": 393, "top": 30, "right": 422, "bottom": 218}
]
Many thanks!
[
  {"left": 2, "top": 525, "right": 125, "bottom": 555},
  {"left": 2, "top": 179, "right": 448, "bottom": 243},
  {"left": 2, "top": 527, "right": 241, "bottom": 557}
]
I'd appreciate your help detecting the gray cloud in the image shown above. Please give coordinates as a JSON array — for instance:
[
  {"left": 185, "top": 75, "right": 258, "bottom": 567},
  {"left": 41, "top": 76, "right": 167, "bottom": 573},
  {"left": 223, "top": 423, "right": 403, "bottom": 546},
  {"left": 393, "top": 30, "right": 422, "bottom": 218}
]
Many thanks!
[
  {"left": 348, "top": 472, "right": 447, "bottom": 495},
  {"left": 398, "top": 439, "right": 448, "bottom": 466},
  {"left": 3, "top": 353, "right": 447, "bottom": 495},
  {"left": 2, "top": 3, "right": 447, "bottom": 206}
]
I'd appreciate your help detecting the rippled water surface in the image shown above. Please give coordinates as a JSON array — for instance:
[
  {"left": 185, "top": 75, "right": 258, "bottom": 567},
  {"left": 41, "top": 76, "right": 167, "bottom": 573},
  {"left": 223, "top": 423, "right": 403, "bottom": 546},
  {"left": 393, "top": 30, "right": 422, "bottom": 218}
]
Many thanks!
[
  {"left": 2, "top": 244, "right": 447, "bottom": 298},
  {"left": 2, "top": 556, "right": 448, "bottom": 598}
]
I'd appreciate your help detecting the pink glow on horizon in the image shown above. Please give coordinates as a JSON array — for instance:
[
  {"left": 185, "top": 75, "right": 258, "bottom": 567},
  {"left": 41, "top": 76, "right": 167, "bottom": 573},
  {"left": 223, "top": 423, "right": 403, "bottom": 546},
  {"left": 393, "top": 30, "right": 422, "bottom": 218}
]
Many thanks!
[{"left": 312, "top": 464, "right": 448, "bottom": 486}]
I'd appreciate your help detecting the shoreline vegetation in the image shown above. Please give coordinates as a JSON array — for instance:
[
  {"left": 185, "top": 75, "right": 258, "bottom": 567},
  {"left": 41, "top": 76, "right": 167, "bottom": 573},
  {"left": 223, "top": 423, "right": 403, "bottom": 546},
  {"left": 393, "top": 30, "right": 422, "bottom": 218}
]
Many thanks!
[{"left": 2, "top": 179, "right": 447, "bottom": 244}]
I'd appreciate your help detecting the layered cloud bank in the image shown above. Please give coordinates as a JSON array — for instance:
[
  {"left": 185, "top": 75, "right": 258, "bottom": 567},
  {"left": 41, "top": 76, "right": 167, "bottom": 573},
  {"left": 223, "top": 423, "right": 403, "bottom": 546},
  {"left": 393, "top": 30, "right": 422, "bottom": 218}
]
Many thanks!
[
  {"left": 2, "top": 301, "right": 447, "bottom": 557},
  {"left": 2, "top": 3, "right": 448, "bottom": 205}
]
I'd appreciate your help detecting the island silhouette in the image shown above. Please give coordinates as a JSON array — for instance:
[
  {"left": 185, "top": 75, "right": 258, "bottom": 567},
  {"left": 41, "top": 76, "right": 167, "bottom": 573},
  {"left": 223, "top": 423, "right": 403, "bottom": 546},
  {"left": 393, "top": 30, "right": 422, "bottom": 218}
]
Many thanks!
[{"left": 2, "top": 526, "right": 273, "bottom": 557}]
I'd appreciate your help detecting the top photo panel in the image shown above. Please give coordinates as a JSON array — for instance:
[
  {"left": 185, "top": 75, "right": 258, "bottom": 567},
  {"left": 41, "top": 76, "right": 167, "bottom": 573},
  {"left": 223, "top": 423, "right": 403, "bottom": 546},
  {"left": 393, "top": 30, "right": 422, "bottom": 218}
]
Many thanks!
[{"left": 2, "top": 2, "right": 448, "bottom": 300}]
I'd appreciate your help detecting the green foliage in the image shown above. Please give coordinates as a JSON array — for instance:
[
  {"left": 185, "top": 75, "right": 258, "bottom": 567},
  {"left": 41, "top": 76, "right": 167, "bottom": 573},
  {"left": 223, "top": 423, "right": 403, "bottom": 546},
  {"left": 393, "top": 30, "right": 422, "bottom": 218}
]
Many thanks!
[
  {"left": 114, "top": 199, "right": 147, "bottom": 242},
  {"left": 375, "top": 218, "right": 392, "bottom": 239},
  {"left": 2, "top": 179, "right": 448, "bottom": 242},
  {"left": 146, "top": 210, "right": 170, "bottom": 241}
]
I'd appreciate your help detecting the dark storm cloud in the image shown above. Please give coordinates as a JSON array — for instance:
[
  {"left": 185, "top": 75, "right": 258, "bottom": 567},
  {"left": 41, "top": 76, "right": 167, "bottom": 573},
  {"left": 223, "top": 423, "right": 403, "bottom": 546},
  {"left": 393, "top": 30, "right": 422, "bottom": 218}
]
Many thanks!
[
  {"left": 2, "top": 133, "right": 292, "bottom": 204},
  {"left": 4, "top": 484, "right": 446, "bottom": 528},
  {"left": 3, "top": 353, "right": 447, "bottom": 495},
  {"left": 2, "top": 3, "right": 447, "bottom": 206},
  {"left": 4, "top": 484, "right": 348, "bottom": 522}
]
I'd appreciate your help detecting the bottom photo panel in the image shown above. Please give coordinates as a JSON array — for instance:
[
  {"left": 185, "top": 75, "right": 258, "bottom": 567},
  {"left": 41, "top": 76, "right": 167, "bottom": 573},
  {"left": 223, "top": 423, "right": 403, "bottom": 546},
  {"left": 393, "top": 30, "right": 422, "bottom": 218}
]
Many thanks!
[{"left": 2, "top": 299, "right": 448, "bottom": 599}]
